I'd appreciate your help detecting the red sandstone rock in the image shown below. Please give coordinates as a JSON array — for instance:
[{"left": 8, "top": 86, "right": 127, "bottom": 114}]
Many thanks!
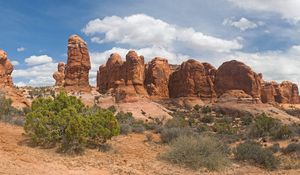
[
  {"left": 168, "top": 59, "right": 216, "bottom": 101},
  {"left": 0, "top": 49, "right": 29, "bottom": 108},
  {"left": 215, "top": 60, "right": 262, "bottom": 99},
  {"left": 0, "top": 49, "right": 13, "bottom": 87},
  {"left": 64, "top": 35, "right": 91, "bottom": 92},
  {"left": 145, "top": 57, "right": 171, "bottom": 97},
  {"left": 261, "top": 81, "right": 300, "bottom": 104},
  {"left": 53, "top": 62, "right": 65, "bottom": 87}
]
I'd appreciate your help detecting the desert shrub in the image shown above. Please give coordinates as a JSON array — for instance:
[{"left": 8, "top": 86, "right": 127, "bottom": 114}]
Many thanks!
[
  {"left": 24, "top": 92, "right": 120, "bottom": 154},
  {"left": 160, "top": 127, "right": 194, "bottom": 143},
  {"left": 248, "top": 113, "right": 280, "bottom": 138},
  {"left": 240, "top": 114, "right": 253, "bottom": 125},
  {"left": 201, "top": 105, "right": 212, "bottom": 114},
  {"left": 235, "top": 141, "right": 279, "bottom": 170},
  {"left": 201, "top": 114, "right": 214, "bottom": 123},
  {"left": 193, "top": 104, "right": 201, "bottom": 111},
  {"left": 161, "top": 135, "right": 230, "bottom": 170},
  {"left": 131, "top": 120, "right": 146, "bottom": 133},
  {"left": 268, "top": 143, "right": 281, "bottom": 153},
  {"left": 107, "top": 105, "right": 117, "bottom": 113},
  {"left": 115, "top": 111, "right": 135, "bottom": 125},
  {"left": 213, "top": 122, "right": 237, "bottom": 135},
  {"left": 120, "top": 124, "right": 132, "bottom": 135},
  {"left": 282, "top": 143, "right": 300, "bottom": 154},
  {"left": 271, "top": 125, "right": 292, "bottom": 140},
  {"left": 164, "top": 116, "right": 188, "bottom": 129},
  {"left": 0, "top": 93, "right": 13, "bottom": 117}
]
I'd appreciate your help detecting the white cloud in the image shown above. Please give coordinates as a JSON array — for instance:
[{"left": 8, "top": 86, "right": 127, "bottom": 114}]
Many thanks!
[
  {"left": 82, "top": 14, "right": 242, "bottom": 53},
  {"left": 11, "top": 60, "right": 19, "bottom": 66},
  {"left": 24, "top": 55, "right": 53, "bottom": 65},
  {"left": 17, "top": 47, "right": 25, "bottom": 52},
  {"left": 223, "top": 17, "right": 258, "bottom": 31},
  {"left": 12, "top": 56, "right": 57, "bottom": 86},
  {"left": 229, "top": 0, "right": 300, "bottom": 22}
]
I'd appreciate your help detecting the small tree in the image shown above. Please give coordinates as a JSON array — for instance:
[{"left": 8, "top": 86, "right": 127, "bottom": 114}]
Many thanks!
[{"left": 24, "top": 92, "right": 120, "bottom": 154}]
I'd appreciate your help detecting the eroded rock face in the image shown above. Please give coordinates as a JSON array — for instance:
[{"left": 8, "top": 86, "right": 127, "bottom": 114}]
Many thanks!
[
  {"left": 97, "top": 53, "right": 124, "bottom": 93},
  {"left": 0, "top": 49, "right": 13, "bottom": 87},
  {"left": 125, "top": 51, "right": 147, "bottom": 95},
  {"left": 215, "top": 60, "right": 262, "bottom": 99},
  {"left": 53, "top": 62, "right": 65, "bottom": 87},
  {"left": 261, "top": 81, "right": 300, "bottom": 104},
  {"left": 168, "top": 59, "right": 216, "bottom": 101},
  {"left": 0, "top": 49, "right": 29, "bottom": 108},
  {"left": 64, "top": 35, "right": 91, "bottom": 92},
  {"left": 145, "top": 57, "right": 171, "bottom": 97}
]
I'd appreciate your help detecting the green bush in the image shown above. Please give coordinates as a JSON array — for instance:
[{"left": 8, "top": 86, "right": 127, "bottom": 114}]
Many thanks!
[
  {"left": 282, "top": 143, "right": 300, "bottom": 154},
  {"left": 0, "top": 93, "right": 13, "bottom": 117},
  {"left": 248, "top": 113, "right": 280, "bottom": 138},
  {"left": 235, "top": 141, "right": 279, "bottom": 170},
  {"left": 161, "top": 135, "right": 230, "bottom": 170},
  {"left": 24, "top": 92, "right": 120, "bottom": 154}
]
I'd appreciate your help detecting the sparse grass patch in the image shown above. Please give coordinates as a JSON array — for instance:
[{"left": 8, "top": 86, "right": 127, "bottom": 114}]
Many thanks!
[
  {"left": 161, "top": 135, "right": 230, "bottom": 171},
  {"left": 235, "top": 141, "right": 279, "bottom": 170}
]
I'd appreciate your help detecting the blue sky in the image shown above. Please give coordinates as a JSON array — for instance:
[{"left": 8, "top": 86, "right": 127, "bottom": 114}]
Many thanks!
[{"left": 1, "top": 0, "right": 300, "bottom": 86}]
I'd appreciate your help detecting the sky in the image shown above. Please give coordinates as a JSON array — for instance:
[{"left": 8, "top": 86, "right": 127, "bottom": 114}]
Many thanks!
[{"left": 1, "top": 0, "right": 300, "bottom": 87}]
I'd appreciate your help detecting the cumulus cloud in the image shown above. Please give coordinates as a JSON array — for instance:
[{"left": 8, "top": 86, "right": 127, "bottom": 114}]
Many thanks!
[
  {"left": 17, "top": 47, "right": 25, "bottom": 52},
  {"left": 222, "top": 45, "right": 300, "bottom": 84},
  {"left": 24, "top": 55, "right": 53, "bottom": 65},
  {"left": 223, "top": 17, "right": 258, "bottom": 31},
  {"left": 82, "top": 14, "right": 242, "bottom": 53},
  {"left": 13, "top": 56, "right": 57, "bottom": 87},
  {"left": 228, "top": 0, "right": 300, "bottom": 22}
]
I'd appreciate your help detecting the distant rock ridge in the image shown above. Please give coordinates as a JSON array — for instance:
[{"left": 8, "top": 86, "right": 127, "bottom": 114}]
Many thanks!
[
  {"left": 0, "top": 49, "right": 29, "bottom": 108},
  {"left": 96, "top": 50, "right": 300, "bottom": 104}
]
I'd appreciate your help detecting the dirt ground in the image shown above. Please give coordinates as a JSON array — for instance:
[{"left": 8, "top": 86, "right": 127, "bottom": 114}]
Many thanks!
[{"left": 0, "top": 122, "right": 299, "bottom": 175}]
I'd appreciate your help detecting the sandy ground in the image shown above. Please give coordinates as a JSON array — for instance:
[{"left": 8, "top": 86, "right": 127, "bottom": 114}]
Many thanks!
[{"left": 0, "top": 122, "right": 299, "bottom": 175}]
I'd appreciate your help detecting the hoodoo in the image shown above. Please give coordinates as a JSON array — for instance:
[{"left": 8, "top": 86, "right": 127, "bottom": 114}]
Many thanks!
[{"left": 64, "top": 35, "right": 91, "bottom": 92}]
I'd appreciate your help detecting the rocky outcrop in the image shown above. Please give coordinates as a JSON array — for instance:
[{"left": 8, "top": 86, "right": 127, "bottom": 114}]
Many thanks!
[
  {"left": 0, "top": 49, "right": 29, "bottom": 108},
  {"left": 64, "top": 35, "right": 91, "bottom": 92},
  {"left": 215, "top": 60, "right": 262, "bottom": 100},
  {"left": 53, "top": 62, "right": 65, "bottom": 87},
  {"left": 0, "top": 49, "right": 13, "bottom": 87},
  {"left": 168, "top": 59, "right": 216, "bottom": 101},
  {"left": 145, "top": 57, "right": 171, "bottom": 97},
  {"left": 261, "top": 81, "right": 299, "bottom": 104}
]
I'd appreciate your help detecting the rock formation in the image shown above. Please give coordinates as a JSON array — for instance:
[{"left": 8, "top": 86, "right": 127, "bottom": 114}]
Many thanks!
[
  {"left": 53, "top": 62, "right": 65, "bottom": 87},
  {"left": 145, "top": 57, "right": 171, "bottom": 97},
  {"left": 215, "top": 60, "right": 262, "bottom": 100},
  {"left": 0, "top": 49, "right": 29, "bottom": 108},
  {"left": 168, "top": 59, "right": 216, "bottom": 101},
  {"left": 64, "top": 35, "right": 91, "bottom": 92},
  {"left": 0, "top": 49, "right": 13, "bottom": 87},
  {"left": 97, "top": 52, "right": 300, "bottom": 104},
  {"left": 261, "top": 81, "right": 299, "bottom": 104}
]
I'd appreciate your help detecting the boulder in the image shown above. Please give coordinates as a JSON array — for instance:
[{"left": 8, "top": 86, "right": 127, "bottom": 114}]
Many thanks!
[
  {"left": 215, "top": 60, "right": 262, "bottom": 99},
  {"left": 145, "top": 57, "right": 171, "bottom": 97},
  {"left": 64, "top": 35, "right": 91, "bottom": 92},
  {"left": 168, "top": 59, "right": 216, "bottom": 101},
  {"left": 53, "top": 62, "right": 65, "bottom": 87}
]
